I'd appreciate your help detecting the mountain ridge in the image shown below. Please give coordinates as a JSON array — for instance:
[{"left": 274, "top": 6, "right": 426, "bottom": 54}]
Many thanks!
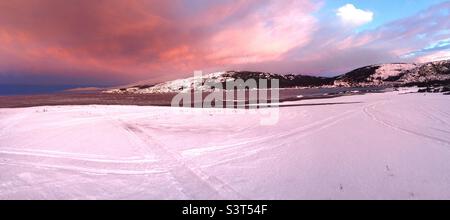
[{"left": 106, "top": 60, "right": 450, "bottom": 94}]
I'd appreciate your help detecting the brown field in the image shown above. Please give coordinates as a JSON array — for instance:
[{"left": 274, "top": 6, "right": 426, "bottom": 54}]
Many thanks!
[
  {"left": 0, "top": 87, "right": 379, "bottom": 108},
  {"left": 0, "top": 93, "right": 178, "bottom": 108}
]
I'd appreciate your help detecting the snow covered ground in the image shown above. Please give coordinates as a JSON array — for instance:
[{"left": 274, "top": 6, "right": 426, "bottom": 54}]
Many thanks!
[{"left": 0, "top": 91, "right": 449, "bottom": 199}]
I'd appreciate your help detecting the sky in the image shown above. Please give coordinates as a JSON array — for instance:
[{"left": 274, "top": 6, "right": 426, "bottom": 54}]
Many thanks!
[{"left": 0, "top": 0, "right": 449, "bottom": 86}]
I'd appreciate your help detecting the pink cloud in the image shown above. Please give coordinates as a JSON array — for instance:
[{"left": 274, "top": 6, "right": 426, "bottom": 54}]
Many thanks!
[
  {"left": 0, "top": 0, "right": 321, "bottom": 84},
  {"left": 0, "top": 0, "right": 449, "bottom": 85}
]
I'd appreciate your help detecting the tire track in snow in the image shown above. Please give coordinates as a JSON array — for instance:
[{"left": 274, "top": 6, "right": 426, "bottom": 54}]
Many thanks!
[
  {"left": 122, "top": 123, "right": 246, "bottom": 200},
  {"left": 0, "top": 110, "right": 165, "bottom": 175},
  {"left": 197, "top": 108, "right": 362, "bottom": 168},
  {"left": 182, "top": 108, "right": 360, "bottom": 159},
  {"left": 0, "top": 148, "right": 156, "bottom": 163},
  {"left": 0, "top": 150, "right": 166, "bottom": 175},
  {"left": 418, "top": 106, "right": 450, "bottom": 127},
  {"left": 363, "top": 101, "right": 450, "bottom": 147},
  {"left": 0, "top": 161, "right": 167, "bottom": 175}
]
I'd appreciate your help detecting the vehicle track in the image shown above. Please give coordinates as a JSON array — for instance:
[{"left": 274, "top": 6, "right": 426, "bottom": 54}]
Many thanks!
[
  {"left": 363, "top": 101, "right": 450, "bottom": 147},
  {"left": 0, "top": 150, "right": 166, "bottom": 175},
  {"left": 122, "top": 123, "right": 246, "bottom": 199},
  {"left": 181, "top": 107, "right": 360, "bottom": 163}
]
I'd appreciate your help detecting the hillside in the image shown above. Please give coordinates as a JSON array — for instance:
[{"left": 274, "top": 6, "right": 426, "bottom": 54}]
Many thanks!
[
  {"left": 335, "top": 60, "right": 450, "bottom": 87},
  {"left": 106, "top": 60, "right": 450, "bottom": 94}
]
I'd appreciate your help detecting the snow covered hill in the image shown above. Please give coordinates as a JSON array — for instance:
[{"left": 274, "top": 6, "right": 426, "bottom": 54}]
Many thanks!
[
  {"left": 105, "top": 71, "right": 335, "bottom": 94},
  {"left": 335, "top": 60, "right": 450, "bottom": 87},
  {"left": 106, "top": 60, "right": 450, "bottom": 94},
  {"left": 107, "top": 72, "right": 232, "bottom": 94}
]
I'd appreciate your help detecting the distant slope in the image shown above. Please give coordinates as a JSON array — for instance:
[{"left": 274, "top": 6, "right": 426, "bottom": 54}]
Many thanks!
[
  {"left": 105, "top": 71, "right": 336, "bottom": 94},
  {"left": 106, "top": 60, "right": 450, "bottom": 94},
  {"left": 335, "top": 60, "right": 450, "bottom": 87}
]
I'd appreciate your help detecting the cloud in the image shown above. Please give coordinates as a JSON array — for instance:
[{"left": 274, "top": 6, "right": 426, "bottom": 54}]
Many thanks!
[
  {"left": 415, "top": 50, "right": 450, "bottom": 63},
  {"left": 336, "top": 4, "right": 374, "bottom": 26},
  {"left": 236, "top": 1, "right": 450, "bottom": 77},
  {"left": 401, "top": 38, "right": 450, "bottom": 60},
  {"left": 0, "top": 0, "right": 320, "bottom": 85},
  {"left": 0, "top": 0, "right": 449, "bottom": 85}
]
